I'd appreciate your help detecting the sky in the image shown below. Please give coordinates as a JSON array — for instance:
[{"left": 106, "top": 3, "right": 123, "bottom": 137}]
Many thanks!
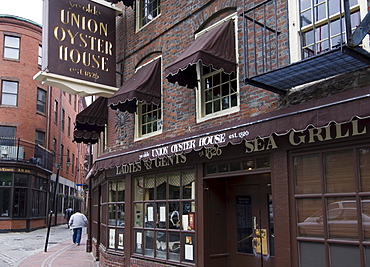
[{"left": 1, "top": 0, "right": 44, "bottom": 25}]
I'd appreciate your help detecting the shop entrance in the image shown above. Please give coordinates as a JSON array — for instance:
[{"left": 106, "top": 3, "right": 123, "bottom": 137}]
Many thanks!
[{"left": 205, "top": 174, "right": 274, "bottom": 267}]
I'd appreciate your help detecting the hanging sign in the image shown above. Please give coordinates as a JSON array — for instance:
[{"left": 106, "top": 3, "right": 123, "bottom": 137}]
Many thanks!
[{"left": 34, "top": 0, "right": 120, "bottom": 97}]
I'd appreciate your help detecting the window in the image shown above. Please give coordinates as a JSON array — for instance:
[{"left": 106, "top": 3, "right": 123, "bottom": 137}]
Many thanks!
[
  {"left": 66, "top": 149, "right": 70, "bottom": 172},
  {"left": 138, "top": 0, "right": 160, "bottom": 28},
  {"left": 61, "top": 109, "right": 65, "bottom": 131},
  {"left": 199, "top": 66, "right": 238, "bottom": 118},
  {"left": 35, "top": 130, "right": 45, "bottom": 147},
  {"left": 0, "top": 173, "right": 12, "bottom": 217},
  {"left": 0, "top": 126, "right": 16, "bottom": 145},
  {"left": 68, "top": 116, "right": 71, "bottom": 137},
  {"left": 14, "top": 174, "right": 28, "bottom": 217},
  {"left": 136, "top": 103, "right": 162, "bottom": 138},
  {"left": 74, "top": 95, "right": 77, "bottom": 110},
  {"left": 37, "top": 88, "right": 46, "bottom": 113},
  {"left": 72, "top": 153, "right": 75, "bottom": 175},
  {"left": 294, "top": 147, "right": 370, "bottom": 266},
  {"left": 133, "top": 171, "right": 195, "bottom": 263},
  {"left": 52, "top": 138, "right": 57, "bottom": 153},
  {"left": 31, "top": 176, "right": 47, "bottom": 217},
  {"left": 194, "top": 19, "right": 239, "bottom": 122},
  {"left": 290, "top": 0, "right": 366, "bottom": 61},
  {"left": 4, "top": 35, "right": 20, "bottom": 60},
  {"left": 107, "top": 180, "right": 125, "bottom": 251},
  {"left": 1, "top": 80, "right": 18, "bottom": 106},
  {"left": 38, "top": 45, "right": 42, "bottom": 68},
  {"left": 54, "top": 100, "right": 58, "bottom": 124}
]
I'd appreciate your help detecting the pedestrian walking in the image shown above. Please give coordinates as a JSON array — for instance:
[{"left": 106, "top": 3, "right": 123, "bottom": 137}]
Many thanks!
[
  {"left": 64, "top": 206, "right": 74, "bottom": 228},
  {"left": 68, "top": 210, "right": 88, "bottom": 245}
]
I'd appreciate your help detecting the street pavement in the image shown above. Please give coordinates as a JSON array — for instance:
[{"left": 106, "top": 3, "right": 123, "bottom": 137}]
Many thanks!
[{"left": 0, "top": 224, "right": 98, "bottom": 267}]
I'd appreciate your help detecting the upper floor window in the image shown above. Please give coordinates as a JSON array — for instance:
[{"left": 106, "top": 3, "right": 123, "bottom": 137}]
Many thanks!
[
  {"left": 68, "top": 116, "right": 71, "bottom": 137},
  {"left": 54, "top": 100, "right": 58, "bottom": 124},
  {"left": 199, "top": 65, "right": 238, "bottom": 118},
  {"left": 3, "top": 35, "right": 20, "bottom": 60},
  {"left": 38, "top": 45, "right": 42, "bottom": 68},
  {"left": 136, "top": 102, "right": 162, "bottom": 138},
  {"left": 138, "top": 0, "right": 160, "bottom": 28},
  {"left": 1, "top": 81, "right": 18, "bottom": 106},
  {"left": 290, "top": 0, "right": 366, "bottom": 61},
  {"left": 0, "top": 126, "right": 16, "bottom": 145},
  {"left": 61, "top": 109, "right": 65, "bottom": 131},
  {"left": 194, "top": 19, "right": 239, "bottom": 122},
  {"left": 35, "top": 130, "right": 45, "bottom": 147},
  {"left": 37, "top": 88, "right": 46, "bottom": 114}
]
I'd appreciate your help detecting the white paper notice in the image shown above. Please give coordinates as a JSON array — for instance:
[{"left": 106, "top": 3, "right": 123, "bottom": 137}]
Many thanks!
[
  {"left": 160, "top": 206, "right": 166, "bottom": 222},
  {"left": 109, "top": 229, "right": 115, "bottom": 248},
  {"left": 137, "top": 232, "right": 142, "bottom": 250},
  {"left": 148, "top": 206, "right": 154, "bottom": 221},
  {"left": 185, "top": 244, "right": 193, "bottom": 261}
]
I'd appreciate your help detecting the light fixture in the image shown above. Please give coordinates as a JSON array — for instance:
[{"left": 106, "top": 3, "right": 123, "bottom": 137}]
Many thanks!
[{"left": 67, "top": 157, "right": 71, "bottom": 167}]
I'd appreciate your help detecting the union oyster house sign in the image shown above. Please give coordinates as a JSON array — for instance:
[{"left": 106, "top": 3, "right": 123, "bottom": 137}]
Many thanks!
[{"left": 34, "top": 0, "right": 121, "bottom": 97}]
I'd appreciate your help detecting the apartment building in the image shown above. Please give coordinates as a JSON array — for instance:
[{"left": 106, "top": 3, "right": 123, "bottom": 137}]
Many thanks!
[{"left": 0, "top": 15, "right": 87, "bottom": 232}]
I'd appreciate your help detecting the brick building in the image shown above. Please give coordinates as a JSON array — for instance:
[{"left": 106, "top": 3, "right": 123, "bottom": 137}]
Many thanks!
[
  {"left": 0, "top": 15, "right": 87, "bottom": 232},
  {"left": 51, "top": 0, "right": 370, "bottom": 266}
]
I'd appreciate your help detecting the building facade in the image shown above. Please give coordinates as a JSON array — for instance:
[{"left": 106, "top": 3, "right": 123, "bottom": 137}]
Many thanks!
[
  {"left": 81, "top": 0, "right": 370, "bottom": 266},
  {"left": 0, "top": 15, "right": 87, "bottom": 232}
]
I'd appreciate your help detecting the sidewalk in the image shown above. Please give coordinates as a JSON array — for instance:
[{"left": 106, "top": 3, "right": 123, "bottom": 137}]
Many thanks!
[
  {"left": 19, "top": 234, "right": 98, "bottom": 267},
  {"left": 0, "top": 224, "right": 98, "bottom": 267}
]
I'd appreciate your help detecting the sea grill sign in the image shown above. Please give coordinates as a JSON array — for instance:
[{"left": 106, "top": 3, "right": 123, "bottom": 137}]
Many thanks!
[{"left": 34, "top": 0, "right": 119, "bottom": 96}]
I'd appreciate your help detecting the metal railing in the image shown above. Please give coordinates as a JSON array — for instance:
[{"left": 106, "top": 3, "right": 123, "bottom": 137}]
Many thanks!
[{"left": 0, "top": 137, "right": 55, "bottom": 171}]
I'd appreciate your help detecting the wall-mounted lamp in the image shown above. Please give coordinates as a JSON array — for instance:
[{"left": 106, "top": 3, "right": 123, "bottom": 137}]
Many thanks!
[{"left": 66, "top": 157, "right": 71, "bottom": 167}]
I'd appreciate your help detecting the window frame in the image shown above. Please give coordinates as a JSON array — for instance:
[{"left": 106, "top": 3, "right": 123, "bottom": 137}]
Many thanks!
[
  {"left": 133, "top": 170, "right": 196, "bottom": 263},
  {"left": 136, "top": 0, "right": 161, "bottom": 30},
  {"left": 37, "top": 88, "right": 46, "bottom": 114},
  {"left": 35, "top": 130, "right": 45, "bottom": 147},
  {"left": 293, "top": 144, "right": 370, "bottom": 266},
  {"left": 195, "top": 15, "right": 239, "bottom": 123},
  {"left": 1, "top": 80, "right": 19, "bottom": 106},
  {"left": 106, "top": 180, "right": 126, "bottom": 252},
  {"left": 288, "top": 0, "right": 369, "bottom": 63},
  {"left": 3, "top": 35, "right": 20, "bottom": 60}
]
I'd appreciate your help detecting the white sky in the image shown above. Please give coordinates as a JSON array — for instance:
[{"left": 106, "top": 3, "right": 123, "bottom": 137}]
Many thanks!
[{"left": 1, "top": 0, "right": 43, "bottom": 25}]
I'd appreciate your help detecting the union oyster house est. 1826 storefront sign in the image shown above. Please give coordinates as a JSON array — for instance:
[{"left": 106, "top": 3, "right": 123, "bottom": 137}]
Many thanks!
[
  {"left": 96, "top": 117, "right": 368, "bottom": 176},
  {"left": 34, "top": 0, "right": 120, "bottom": 97}
]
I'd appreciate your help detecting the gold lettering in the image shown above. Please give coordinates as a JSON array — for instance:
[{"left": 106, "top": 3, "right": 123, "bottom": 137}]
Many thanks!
[
  {"left": 289, "top": 131, "right": 305, "bottom": 146},
  {"left": 266, "top": 136, "right": 278, "bottom": 150},
  {"left": 308, "top": 128, "right": 324, "bottom": 143},
  {"left": 335, "top": 123, "right": 349, "bottom": 139},
  {"left": 352, "top": 120, "right": 366, "bottom": 136},
  {"left": 54, "top": 26, "right": 66, "bottom": 41}
]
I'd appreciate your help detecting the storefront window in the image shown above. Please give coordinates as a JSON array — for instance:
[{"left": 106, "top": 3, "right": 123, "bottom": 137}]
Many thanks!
[
  {"left": 133, "top": 170, "right": 195, "bottom": 263},
  {"left": 294, "top": 146, "right": 370, "bottom": 266},
  {"left": 108, "top": 180, "right": 125, "bottom": 251}
]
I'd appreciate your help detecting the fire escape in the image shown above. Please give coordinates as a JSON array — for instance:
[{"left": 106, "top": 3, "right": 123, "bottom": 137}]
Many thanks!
[{"left": 242, "top": 0, "right": 370, "bottom": 95}]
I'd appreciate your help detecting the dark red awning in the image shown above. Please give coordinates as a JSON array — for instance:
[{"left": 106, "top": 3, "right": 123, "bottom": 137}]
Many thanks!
[
  {"left": 165, "top": 19, "right": 236, "bottom": 89},
  {"left": 109, "top": 58, "right": 162, "bottom": 113},
  {"left": 73, "top": 97, "right": 108, "bottom": 144},
  {"left": 93, "top": 86, "right": 370, "bottom": 171}
]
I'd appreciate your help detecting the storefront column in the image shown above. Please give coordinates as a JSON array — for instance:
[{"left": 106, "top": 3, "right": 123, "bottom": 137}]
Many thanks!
[{"left": 271, "top": 150, "right": 292, "bottom": 267}]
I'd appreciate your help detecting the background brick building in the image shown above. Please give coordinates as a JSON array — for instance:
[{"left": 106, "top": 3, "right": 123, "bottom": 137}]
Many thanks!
[{"left": 0, "top": 15, "right": 87, "bottom": 232}]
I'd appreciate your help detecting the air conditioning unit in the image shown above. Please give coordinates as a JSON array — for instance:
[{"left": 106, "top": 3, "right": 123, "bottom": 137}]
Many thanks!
[{"left": 1, "top": 146, "right": 24, "bottom": 160}]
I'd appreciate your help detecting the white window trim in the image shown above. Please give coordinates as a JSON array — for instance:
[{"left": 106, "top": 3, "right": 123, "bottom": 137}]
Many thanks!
[
  {"left": 195, "top": 13, "right": 240, "bottom": 124},
  {"left": 288, "top": 0, "right": 370, "bottom": 64},
  {"left": 135, "top": 0, "right": 161, "bottom": 32},
  {"left": 134, "top": 56, "right": 163, "bottom": 141}
]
